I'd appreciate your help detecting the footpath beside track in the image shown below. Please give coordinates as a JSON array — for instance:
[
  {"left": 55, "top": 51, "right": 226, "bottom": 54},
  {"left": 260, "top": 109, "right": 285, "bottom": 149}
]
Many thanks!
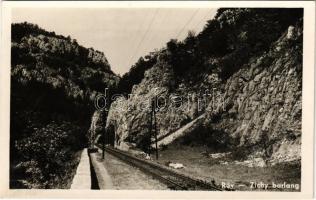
[{"left": 71, "top": 148, "right": 91, "bottom": 189}]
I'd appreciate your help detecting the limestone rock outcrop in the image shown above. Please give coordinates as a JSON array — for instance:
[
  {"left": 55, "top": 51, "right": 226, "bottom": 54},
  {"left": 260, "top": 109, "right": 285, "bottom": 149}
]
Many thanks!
[{"left": 106, "top": 18, "right": 302, "bottom": 165}]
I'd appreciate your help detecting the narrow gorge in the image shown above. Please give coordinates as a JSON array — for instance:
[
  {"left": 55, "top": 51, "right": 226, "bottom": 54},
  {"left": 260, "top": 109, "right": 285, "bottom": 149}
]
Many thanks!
[
  {"left": 10, "top": 8, "right": 303, "bottom": 189},
  {"left": 94, "top": 8, "right": 303, "bottom": 167},
  {"left": 10, "top": 22, "right": 119, "bottom": 188}
]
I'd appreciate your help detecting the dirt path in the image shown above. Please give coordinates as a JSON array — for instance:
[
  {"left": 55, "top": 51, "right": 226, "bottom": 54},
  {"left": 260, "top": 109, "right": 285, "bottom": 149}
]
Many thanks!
[{"left": 151, "top": 114, "right": 205, "bottom": 148}]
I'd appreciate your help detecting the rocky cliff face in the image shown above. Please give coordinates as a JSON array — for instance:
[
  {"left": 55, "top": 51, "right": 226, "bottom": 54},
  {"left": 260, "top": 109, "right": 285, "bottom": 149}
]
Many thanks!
[
  {"left": 205, "top": 24, "right": 302, "bottom": 164},
  {"left": 10, "top": 22, "right": 119, "bottom": 188},
  {"left": 11, "top": 24, "right": 118, "bottom": 101},
  {"left": 106, "top": 9, "right": 302, "bottom": 165},
  {"left": 106, "top": 58, "right": 220, "bottom": 150}
]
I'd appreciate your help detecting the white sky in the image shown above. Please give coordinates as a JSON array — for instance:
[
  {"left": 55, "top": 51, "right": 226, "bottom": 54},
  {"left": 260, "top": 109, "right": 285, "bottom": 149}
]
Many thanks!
[{"left": 12, "top": 8, "right": 217, "bottom": 75}]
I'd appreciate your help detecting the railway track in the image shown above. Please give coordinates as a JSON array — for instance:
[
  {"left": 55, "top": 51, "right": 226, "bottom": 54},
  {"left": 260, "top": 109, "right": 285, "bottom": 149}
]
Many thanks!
[{"left": 96, "top": 145, "right": 224, "bottom": 191}]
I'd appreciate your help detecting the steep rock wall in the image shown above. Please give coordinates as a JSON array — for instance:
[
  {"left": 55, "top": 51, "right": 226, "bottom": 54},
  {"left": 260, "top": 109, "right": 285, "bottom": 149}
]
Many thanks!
[
  {"left": 207, "top": 25, "right": 302, "bottom": 163},
  {"left": 106, "top": 24, "right": 302, "bottom": 164}
]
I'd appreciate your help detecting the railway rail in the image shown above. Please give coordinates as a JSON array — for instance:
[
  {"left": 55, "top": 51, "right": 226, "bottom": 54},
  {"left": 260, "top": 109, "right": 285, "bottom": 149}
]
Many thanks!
[{"left": 96, "top": 145, "right": 224, "bottom": 191}]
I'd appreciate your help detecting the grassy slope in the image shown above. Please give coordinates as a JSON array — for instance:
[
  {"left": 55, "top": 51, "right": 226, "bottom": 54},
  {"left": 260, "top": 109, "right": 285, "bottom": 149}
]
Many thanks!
[{"left": 156, "top": 143, "right": 300, "bottom": 191}]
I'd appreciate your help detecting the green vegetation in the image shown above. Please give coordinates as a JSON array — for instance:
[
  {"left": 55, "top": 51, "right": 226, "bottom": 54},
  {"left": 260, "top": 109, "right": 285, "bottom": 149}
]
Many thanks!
[
  {"left": 10, "top": 22, "right": 118, "bottom": 188},
  {"left": 117, "top": 51, "right": 158, "bottom": 95},
  {"left": 158, "top": 144, "right": 301, "bottom": 191},
  {"left": 10, "top": 8, "right": 303, "bottom": 188},
  {"left": 10, "top": 80, "right": 87, "bottom": 188},
  {"left": 118, "top": 8, "right": 303, "bottom": 90}
]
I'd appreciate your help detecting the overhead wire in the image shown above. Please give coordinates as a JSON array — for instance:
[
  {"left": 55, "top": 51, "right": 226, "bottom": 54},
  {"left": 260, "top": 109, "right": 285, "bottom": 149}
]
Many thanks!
[
  {"left": 124, "top": 9, "right": 151, "bottom": 68},
  {"left": 128, "top": 8, "right": 159, "bottom": 66},
  {"left": 140, "top": 8, "right": 173, "bottom": 56},
  {"left": 193, "top": 9, "right": 214, "bottom": 32},
  {"left": 126, "top": 8, "right": 213, "bottom": 68},
  {"left": 174, "top": 8, "right": 200, "bottom": 40}
]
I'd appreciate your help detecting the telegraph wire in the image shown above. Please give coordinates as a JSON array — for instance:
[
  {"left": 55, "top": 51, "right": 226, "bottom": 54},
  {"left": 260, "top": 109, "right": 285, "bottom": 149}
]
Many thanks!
[
  {"left": 124, "top": 10, "right": 151, "bottom": 68},
  {"left": 128, "top": 8, "right": 159, "bottom": 66},
  {"left": 140, "top": 9, "right": 173, "bottom": 56},
  {"left": 193, "top": 9, "right": 214, "bottom": 32},
  {"left": 174, "top": 8, "right": 200, "bottom": 40}
]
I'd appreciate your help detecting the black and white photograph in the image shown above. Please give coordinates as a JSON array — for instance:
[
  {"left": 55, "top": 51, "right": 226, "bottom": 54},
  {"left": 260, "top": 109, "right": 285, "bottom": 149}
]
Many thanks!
[{"left": 0, "top": 1, "right": 315, "bottom": 198}]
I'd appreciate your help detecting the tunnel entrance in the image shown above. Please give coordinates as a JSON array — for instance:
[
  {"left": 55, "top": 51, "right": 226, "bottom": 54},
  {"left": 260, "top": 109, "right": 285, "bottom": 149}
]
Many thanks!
[{"left": 106, "top": 124, "right": 115, "bottom": 147}]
